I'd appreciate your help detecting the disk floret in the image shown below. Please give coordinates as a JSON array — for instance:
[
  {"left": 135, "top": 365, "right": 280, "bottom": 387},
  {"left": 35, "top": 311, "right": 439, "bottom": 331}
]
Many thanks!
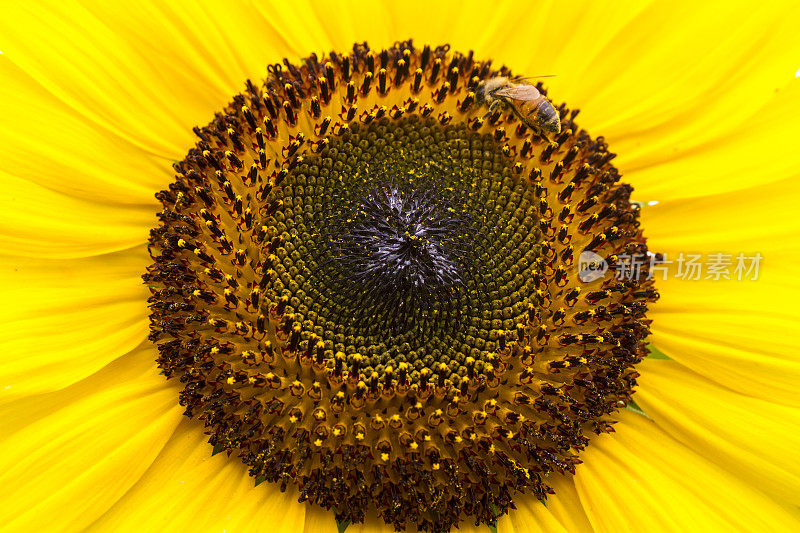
[{"left": 145, "top": 40, "right": 657, "bottom": 532}]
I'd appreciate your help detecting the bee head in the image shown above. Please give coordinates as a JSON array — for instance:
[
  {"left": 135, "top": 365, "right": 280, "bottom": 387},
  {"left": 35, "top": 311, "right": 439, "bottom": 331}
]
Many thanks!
[
  {"left": 475, "top": 81, "right": 488, "bottom": 104},
  {"left": 475, "top": 76, "right": 508, "bottom": 105}
]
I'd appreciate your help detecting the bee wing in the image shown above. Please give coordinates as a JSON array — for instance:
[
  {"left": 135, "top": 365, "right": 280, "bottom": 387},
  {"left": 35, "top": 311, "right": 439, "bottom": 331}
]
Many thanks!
[{"left": 493, "top": 84, "right": 542, "bottom": 101}]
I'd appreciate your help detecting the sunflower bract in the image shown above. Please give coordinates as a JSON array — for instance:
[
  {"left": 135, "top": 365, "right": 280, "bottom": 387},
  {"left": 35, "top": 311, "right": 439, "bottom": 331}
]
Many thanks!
[{"left": 144, "top": 40, "right": 658, "bottom": 532}]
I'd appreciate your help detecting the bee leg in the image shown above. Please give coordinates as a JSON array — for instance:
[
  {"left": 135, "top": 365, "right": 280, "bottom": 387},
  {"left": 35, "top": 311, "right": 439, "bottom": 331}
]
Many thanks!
[
  {"left": 530, "top": 128, "right": 547, "bottom": 142},
  {"left": 482, "top": 101, "right": 503, "bottom": 123}
]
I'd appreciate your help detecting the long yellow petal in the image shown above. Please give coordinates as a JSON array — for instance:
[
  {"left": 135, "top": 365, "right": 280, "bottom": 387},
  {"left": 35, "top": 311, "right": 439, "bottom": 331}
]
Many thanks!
[
  {"left": 0, "top": 1, "right": 275, "bottom": 158},
  {"left": 302, "top": 506, "right": 338, "bottom": 533},
  {"left": 636, "top": 359, "right": 800, "bottom": 506},
  {"left": 558, "top": 2, "right": 800, "bottom": 201},
  {"left": 510, "top": 496, "right": 568, "bottom": 533},
  {"left": 251, "top": 1, "right": 384, "bottom": 54},
  {"left": 0, "top": 344, "right": 181, "bottom": 532},
  {"left": 0, "top": 60, "right": 170, "bottom": 206},
  {"left": 574, "top": 410, "right": 800, "bottom": 532},
  {"left": 623, "top": 81, "right": 800, "bottom": 203},
  {"left": 0, "top": 0, "right": 300, "bottom": 208},
  {"left": 87, "top": 418, "right": 307, "bottom": 532},
  {"left": 0, "top": 172, "right": 156, "bottom": 258},
  {"left": 0, "top": 248, "right": 149, "bottom": 403},
  {"left": 505, "top": 473, "right": 594, "bottom": 533},
  {"left": 538, "top": 474, "right": 594, "bottom": 533},
  {"left": 645, "top": 176, "right": 800, "bottom": 406}
]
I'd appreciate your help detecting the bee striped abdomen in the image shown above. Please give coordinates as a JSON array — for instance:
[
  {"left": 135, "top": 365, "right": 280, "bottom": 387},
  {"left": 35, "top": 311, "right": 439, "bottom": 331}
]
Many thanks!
[{"left": 517, "top": 98, "right": 560, "bottom": 135}]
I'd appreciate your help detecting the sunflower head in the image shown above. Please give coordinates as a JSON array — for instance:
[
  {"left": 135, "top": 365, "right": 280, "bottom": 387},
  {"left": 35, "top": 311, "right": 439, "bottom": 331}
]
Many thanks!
[{"left": 144, "top": 40, "right": 657, "bottom": 531}]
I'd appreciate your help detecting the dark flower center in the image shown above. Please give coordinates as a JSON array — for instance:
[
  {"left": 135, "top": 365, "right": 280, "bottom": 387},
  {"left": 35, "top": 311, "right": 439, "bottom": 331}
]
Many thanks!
[
  {"left": 144, "top": 40, "right": 658, "bottom": 533},
  {"left": 336, "top": 182, "right": 464, "bottom": 297}
]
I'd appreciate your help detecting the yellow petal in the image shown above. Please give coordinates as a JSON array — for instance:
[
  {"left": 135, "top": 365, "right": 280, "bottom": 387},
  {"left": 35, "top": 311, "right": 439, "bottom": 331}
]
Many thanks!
[
  {"left": 87, "top": 418, "right": 306, "bottom": 532},
  {"left": 0, "top": 0, "right": 300, "bottom": 207},
  {"left": 302, "top": 506, "right": 338, "bottom": 533},
  {"left": 644, "top": 176, "right": 800, "bottom": 405},
  {"left": 252, "top": 1, "right": 379, "bottom": 54},
  {"left": 0, "top": 172, "right": 157, "bottom": 258},
  {"left": 636, "top": 359, "right": 800, "bottom": 506},
  {"left": 558, "top": 2, "right": 800, "bottom": 200},
  {"left": 510, "top": 495, "right": 568, "bottom": 533},
  {"left": 0, "top": 59, "right": 170, "bottom": 205},
  {"left": 538, "top": 474, "right": 593, "bottom": 533},
  {"left": 574, "top": 410, "right": 800, "bottom": 532},
  {"left": 507, "top": 473, "right": 593, "bottom": 533},
  {"left": 497, "top": 513, "right": 517, "bottom": 533},
  {"left": 0, "top": 1, "right": 276, "bottom": 158},
  {"left": 624, "top": 81, "right": 800, "bottom": 202},
  {"left": 0, "top": 2, "right": 222, "bottom": 155},
  {"left": 0, "top": 344, "right": 182, "bottom": 532},
  {"left": 0, "top": 247, "right": 149, "bottom": 403}
]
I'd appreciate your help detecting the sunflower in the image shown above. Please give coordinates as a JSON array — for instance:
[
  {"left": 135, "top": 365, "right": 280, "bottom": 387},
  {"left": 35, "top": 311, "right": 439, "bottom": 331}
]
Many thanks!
[{"left": 2, "top": 1, "right": 799, "bottom": 532}]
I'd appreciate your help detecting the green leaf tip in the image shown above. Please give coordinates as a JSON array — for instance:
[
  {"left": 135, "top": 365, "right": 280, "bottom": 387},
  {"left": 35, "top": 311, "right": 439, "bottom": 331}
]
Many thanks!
[
  {"left": 486, "top": 503, "right": 499, "bottom": 532},
  {"left": 625, "top": 398, "right": 650, "bottom": 418},
  {"left": 646, "top": 343, "right": 672, "bottom": 360}
]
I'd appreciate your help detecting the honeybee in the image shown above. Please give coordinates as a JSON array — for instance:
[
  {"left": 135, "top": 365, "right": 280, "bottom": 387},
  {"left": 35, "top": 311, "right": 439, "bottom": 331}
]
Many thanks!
[{"left": 476, "top": 76, "right": 561, "bottom": 137}]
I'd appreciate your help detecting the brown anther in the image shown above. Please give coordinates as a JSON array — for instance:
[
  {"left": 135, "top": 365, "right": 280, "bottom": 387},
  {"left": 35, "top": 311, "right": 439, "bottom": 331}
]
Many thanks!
[
  {"left": 378, "top": 68, "right": 387, "bottom": 94},
  {"left": 288, "top": 323, "right": 302, "bottom": 352},
  {"left": 283, "top": 101, "right": 296, "bottom": 125},
  {"left": 284, "top": 82, "right": 299, "bottom": 108},
  {"left": 430, "top": 58, "right": 441, "bottom": 83}
]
